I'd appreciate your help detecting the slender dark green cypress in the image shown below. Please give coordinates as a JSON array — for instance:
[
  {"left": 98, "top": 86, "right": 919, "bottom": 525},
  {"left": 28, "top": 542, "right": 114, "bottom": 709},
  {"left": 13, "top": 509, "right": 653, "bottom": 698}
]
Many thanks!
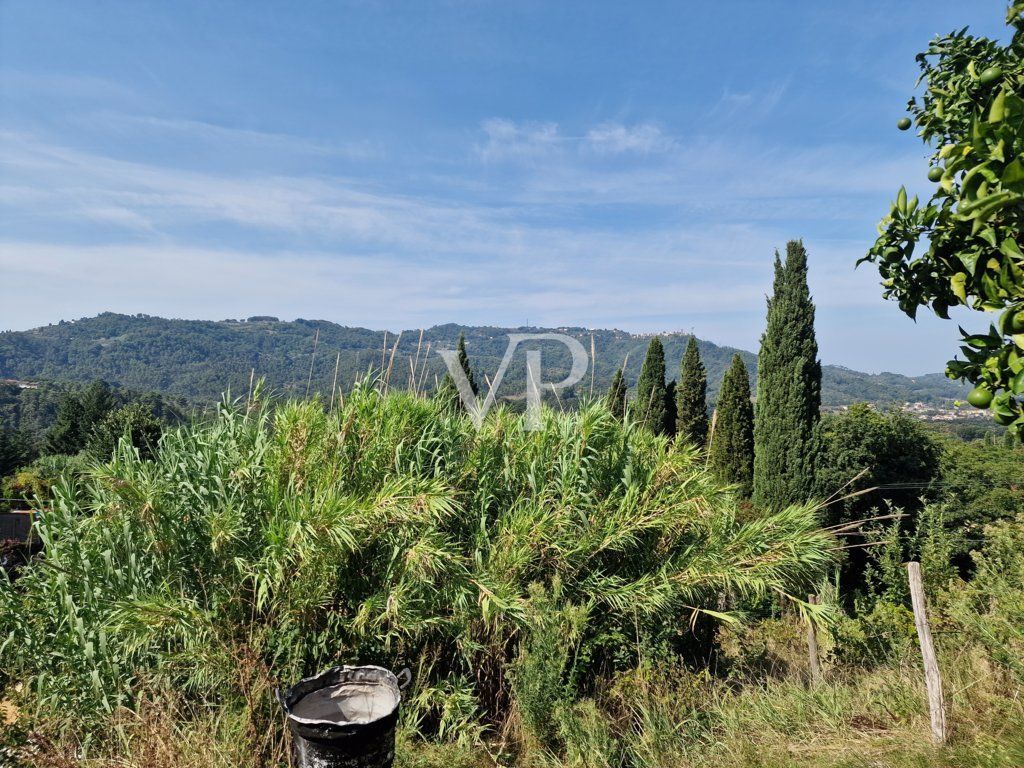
[
  {"left": 709, "top": 354, "right": 755, "bottom": 498},
  {"left": 675, "top": 336, "right": 708, "bottom": 445},
  {"left": 753, "top": 241, "right": 822, "bottom": 509},
  {"left": 606, "top": 367, "right": 627, "bottom": 419},
  {"left": 631, "top": 337, "right": 669, "bottom": 435},
  {"left": 436, "top": 333, "right": 478, "bottom": 411},
  {"left": 455, "top": 334, "right": 478, "bottom": 396},
  {"left": 664, "top": 380, "right": 678, "bottom": 437}
]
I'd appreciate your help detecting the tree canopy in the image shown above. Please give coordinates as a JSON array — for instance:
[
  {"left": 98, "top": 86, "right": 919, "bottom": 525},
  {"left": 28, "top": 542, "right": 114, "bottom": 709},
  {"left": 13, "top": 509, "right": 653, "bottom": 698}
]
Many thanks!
[
  {"left": 753, "top": 242, "right": 822, "bottom": 509},
  {"left": 631, "top": 337, "right": 669, "bottom": 435},
  {"left": 676, "top": 337, "right": 709, "bottom": 446},
  {"left": 709, "top": 354, "right": 754, "bottom": 498},
  {"left": 45, "top": 380, "right": 115, "bottom": 455},
  {"left": 435, "top": 333, "right": 479, "bottom": 414},
  {"left": 861, "top": 3, "right": 1024, "bottom": 438}
]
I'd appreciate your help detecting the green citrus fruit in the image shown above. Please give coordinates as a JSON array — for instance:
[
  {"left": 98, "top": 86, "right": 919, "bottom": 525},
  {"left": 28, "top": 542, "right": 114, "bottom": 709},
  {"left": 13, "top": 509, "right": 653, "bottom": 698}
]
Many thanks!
[
  {"left": 928, "top": 167, "right": 943, "bottom": 182},
  {"left": 994, "top": 410, "right": 1017, "bottom": 426},
  {"left": 1011, "top": 311, "right": 1024, "bottom": 334},
  {"left": 979, "top": 66, "right": 1003, "bottom": 85},
  {"left": 967, "top": 386, "right": 994, "bottom": 408},
  {"left": 897, "top": 117, "right": 912, "bottom": 131}
]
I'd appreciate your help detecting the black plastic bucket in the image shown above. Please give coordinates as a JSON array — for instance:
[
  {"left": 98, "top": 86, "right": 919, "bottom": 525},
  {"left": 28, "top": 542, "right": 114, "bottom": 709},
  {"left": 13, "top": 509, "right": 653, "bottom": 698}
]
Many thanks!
[{"left": 277, "top": 665, "right": 411, "bottom": 768}]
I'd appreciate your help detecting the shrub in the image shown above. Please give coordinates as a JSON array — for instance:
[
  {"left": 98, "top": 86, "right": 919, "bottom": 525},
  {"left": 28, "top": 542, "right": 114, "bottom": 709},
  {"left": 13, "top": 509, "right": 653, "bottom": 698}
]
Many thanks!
[
  {"left": 0, "top": 388, "right": 834, "bottom": 749},
  {"left": 944, "top": 514, "right": 1024, "bottom": 683}
]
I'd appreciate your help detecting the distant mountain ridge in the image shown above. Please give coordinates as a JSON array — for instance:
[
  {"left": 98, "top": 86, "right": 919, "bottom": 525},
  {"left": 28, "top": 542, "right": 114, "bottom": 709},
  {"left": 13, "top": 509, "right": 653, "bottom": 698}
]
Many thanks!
[{"left": 0, "top": 313, "right": 968, "bottom": 408}]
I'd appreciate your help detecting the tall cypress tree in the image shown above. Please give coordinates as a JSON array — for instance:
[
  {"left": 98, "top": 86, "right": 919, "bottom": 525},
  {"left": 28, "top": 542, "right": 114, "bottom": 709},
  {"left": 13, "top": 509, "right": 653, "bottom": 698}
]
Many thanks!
[
  {"left": 664, "top": 380, "right": 678, "bottom": 437},
  {"left": 436, "top": 333, "right": 478, "bottom": 412},
  {"left": 631, "top": 337, "right": 668, "bottom": 435},
  {"left": 606, "top": 367, "right": 627, "bottom": 419},
  {"left": 675, "top": 336, "right": 708, "bottom": 445},
  {"left": 753, "top": 241, "right": 822, "bottom": 509},
  {"left": 709, "top": 354, "right": 754, "bottom": 498}
]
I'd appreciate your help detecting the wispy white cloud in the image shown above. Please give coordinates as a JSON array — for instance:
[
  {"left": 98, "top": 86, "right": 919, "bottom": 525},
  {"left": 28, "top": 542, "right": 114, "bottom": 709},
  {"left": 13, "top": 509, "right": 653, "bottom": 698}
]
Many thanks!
[
  {"left": 0, "top": 121, "right": 937, "bottom": 368},
  {"left": 0, "top": 233, "right": 967, "bottom": 376},
  {"left": 476, "top": 118, "right": 561, "bottom": 162},
  {"left": 0, "top": 69, "right": 144, "bottom": 105},
  {"left": 710, "top": 79, "right": 790, "bottom": 121},
  {"left": 0, "top": 125, "right": 917, "bottom": 270},
  {"left": 0, "top": 236, "right": 773, "bottom": 333},
  {"left": 584, "top": 122, "right": 673, "bottom": 155},
  {"left": 465, "top": 124, "right": 918, "bottom": 223},
  {"left": 71, "top": 112, "right": 383, "bottom": 161},
  {"left": 477, "top": 119, "right": 674, "bottom": 160}
]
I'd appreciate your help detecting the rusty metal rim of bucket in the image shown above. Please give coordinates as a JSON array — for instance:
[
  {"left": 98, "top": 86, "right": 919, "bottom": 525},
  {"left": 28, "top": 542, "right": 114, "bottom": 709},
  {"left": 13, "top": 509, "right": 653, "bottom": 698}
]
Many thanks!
[{"left": 278, "top": 665, "right": 412, "bottom": 728}]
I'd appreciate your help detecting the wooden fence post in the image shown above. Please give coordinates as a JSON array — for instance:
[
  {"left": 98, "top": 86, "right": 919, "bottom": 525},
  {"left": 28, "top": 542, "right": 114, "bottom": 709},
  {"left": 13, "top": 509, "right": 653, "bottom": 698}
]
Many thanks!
[
  {"left": 806, "top": 594, "right": 822, "bottom": 684},
  {"left": 907, "top": 561, "right": 947, "bottom": 744}
]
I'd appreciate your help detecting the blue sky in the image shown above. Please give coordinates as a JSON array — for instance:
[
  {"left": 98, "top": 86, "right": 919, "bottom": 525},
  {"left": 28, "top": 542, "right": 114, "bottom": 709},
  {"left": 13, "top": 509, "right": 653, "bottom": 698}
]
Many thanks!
[{"left": 0, "top": 1, "right": 1011, "bottom": 373}]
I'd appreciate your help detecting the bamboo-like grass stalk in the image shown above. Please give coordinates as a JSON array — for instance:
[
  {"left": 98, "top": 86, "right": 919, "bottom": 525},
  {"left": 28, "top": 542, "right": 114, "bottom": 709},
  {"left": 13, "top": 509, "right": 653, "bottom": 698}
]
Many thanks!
[
  {"left": 410, "top": 329, "right": 425, "bottom": 393},
  {"left": 305, "top": 328, "right": 320, "bottom": 398},
  {"left": 383, "top": 331, "right": 402, "bottom": 393},
  {"left": 330, "top": 352, "right": 341, "bottom": 410}
]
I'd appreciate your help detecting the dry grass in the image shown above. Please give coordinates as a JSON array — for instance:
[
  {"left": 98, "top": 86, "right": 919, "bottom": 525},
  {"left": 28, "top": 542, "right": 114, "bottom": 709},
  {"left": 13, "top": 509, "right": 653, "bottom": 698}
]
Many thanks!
[{"left": 5, "top": 641, "right": 1022, "bottom": 768}]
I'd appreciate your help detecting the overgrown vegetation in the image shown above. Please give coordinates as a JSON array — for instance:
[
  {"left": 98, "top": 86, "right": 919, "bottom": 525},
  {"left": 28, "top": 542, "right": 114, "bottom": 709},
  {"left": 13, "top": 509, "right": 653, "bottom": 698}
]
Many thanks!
[
  {"left": 1, "top": 386, "right": 1020, "bottom": 767},
  {"left": 1, "top": 388, "right": 840, "bottom": 765},
  {"left": 0, "top": 381, "right": 181, "bottom": 510}
]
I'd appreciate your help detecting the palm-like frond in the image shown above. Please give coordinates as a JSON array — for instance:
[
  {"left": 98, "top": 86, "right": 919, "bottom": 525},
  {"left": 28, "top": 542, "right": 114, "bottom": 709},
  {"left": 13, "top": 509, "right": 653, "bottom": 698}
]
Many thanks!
[{"left": 0, "top": 389, "right": 834, "bottom": 730}]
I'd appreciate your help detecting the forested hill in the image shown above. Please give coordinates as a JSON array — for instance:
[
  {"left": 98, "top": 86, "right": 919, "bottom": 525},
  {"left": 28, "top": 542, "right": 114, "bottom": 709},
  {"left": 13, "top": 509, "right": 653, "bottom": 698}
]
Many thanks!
[{"left": 0, "top": 313, "right": 967, "bottom": 407}]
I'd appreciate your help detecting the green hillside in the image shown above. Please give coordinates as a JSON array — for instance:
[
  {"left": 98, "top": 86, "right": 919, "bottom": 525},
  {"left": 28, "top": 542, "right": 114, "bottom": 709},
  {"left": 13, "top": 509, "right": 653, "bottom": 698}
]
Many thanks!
[{"left": 0, "top": 313, "right": 967, "bottom": 408}]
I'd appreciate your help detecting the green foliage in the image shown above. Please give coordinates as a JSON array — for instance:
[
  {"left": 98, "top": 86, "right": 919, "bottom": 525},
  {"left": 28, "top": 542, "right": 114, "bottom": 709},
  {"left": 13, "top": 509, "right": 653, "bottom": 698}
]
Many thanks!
[
  {"left": 631, "top": 337, "right": 669, "bottom": 435},
  {"left": 938, "top": 437, "right": 1024, "bottom": 545},
  {"left": 827, "top": 599, "right": 918, "bottom": 668},
  {"left": 664, "top": 380, "right": 677, "bottom": 438},
  {"left": 0, "top": 379, "right": 185, "bottom": 449},
  {"left": 435, "top": 333, "right": 478, "bottom": 413},
  {"left": 675, "top": 337, "right": 708, "bottom": 446},
  {"left": 945, "top": 513, "right": 1024, "bottom": 682},
  {"left": 0, "top": 427, "right": 36, "bottom": 479},
  {"left": 606, "top": 367, "right": 626, "bottom": 420},
  {"left": 42, "top": 389, "right": 86, "bottom": 456},
  {"left": 510, "top": 580, "right": 586, "bottom": 751},
  {"left": 555, "top": 701, "right": 621, "bottom": 767},
  {"left": 914, "top": 504, "right": 961, "bottom": 592},
  {"left": 86, "top": 402, "right": 165, "bottom": 461},
  {"left": 0, "top": 313, "right": 971, "bottom": 411},
  {"left": 861, "top": 4, "right": 1024, "bottom": 435},
  {"left": 1, "top": 453, "right": 89, "bottom": 505},
  {"left": 717, "top": 616, "right": 808, "bottom": 681},
  {"left": 0, "top": 389, "right": 834, "bottom": 735},
  {"left": 814, "top": 404, "right": 942, "bottom": 526},
  {"left": 0, "top": 382, "right": 63, "bottom": 444},
  {"left": 44, "top": 380, "right": 115, "bottom": 455},
  {"left": 709, "top": 355, "right": 754, "bottom": 498},
  {"left": 753, "top": 242, "right": 822, "bottom": 509}
]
